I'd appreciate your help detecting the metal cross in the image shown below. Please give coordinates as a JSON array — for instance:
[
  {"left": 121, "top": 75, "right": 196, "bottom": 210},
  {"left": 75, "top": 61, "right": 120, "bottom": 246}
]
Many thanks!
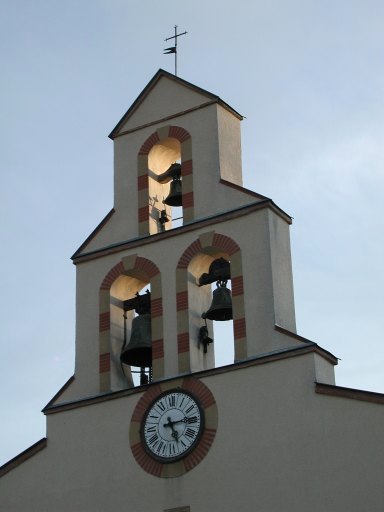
[{"left": 163, "top": 25, "right": 187, "bottom": 76}]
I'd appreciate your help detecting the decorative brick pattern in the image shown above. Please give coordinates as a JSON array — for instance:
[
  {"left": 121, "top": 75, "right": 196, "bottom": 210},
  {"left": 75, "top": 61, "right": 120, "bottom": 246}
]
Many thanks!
[
  {"left": 212, "top": 233, "right": 240, "bottom": 256},
  {"left": 177, "top": 240, "right": 203, "bottom": 269},
  {"left": 138, "top": 206, "right": 149, "bottom": 223},
  {"left": 169, "top": 125, "right": 191, "bottom": 142},
  {"left": 131, "top": 384, "right": 163, "bottom": 422},
  {"left": 135, "top": 256, "right": 160, "bottom": 279},
  {"left": 234, "top": 317, "right": 246, "bottom": 339},
  {"left": 182, "top": 191, "right": 194, "bottom": 208},
  {"left": 178, "top": 332, "right": 190, "bottom": 354},
  {"left": 181, "top": 159, "right": 193, "bottom": 176},
  {"left": 152, "top": 338, "right": 164, "bottom": 360},
  {"left": 99, "top": 312, "right": 110, "bottom": 332},
  {"left": 139, "top": 132, "right": 160, "bottom": 155},
  {"left": 99, "top": 353, "right": 110, "bottom": 373},
  {"left": 100, "top": 262, "right": 125, "bottom": 290},
  {"left": 151, "top": 297, "right": 163, "bottom": 317},
  {"left": 131, "top": 443, "right": 163, "bottom": 477},
  {"left": 182, "top": 378, "right": 216, "bottom": 408},
  {"left": 231, "top": 275, "right": 244, "bottom": 296},
  {"left": 183, "top": 428, "right": 217, "bottom": 472},
  {"left": 176, "top": 291, "right": 188, "bottom": 311},
  {"left": 137, "top": 174, "right": 148, "bottom": 190},
  {"left": 130, "top": 378, "right": 217, "bottom": 478}
]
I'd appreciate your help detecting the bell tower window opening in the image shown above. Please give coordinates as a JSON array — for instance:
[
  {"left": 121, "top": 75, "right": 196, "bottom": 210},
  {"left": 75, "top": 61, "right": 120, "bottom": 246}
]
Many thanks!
[
  {"left": 148, "top": 138, "right": 183, "bottom": 233},
  {"left": 110, "top": 276, "right": 153, "bottom": 389},
  {"left": 187, "top": 253, "right": 235, "bottom": 372},
  {"left": 199, "top": 256, "right": 234, "bottom": 369}
]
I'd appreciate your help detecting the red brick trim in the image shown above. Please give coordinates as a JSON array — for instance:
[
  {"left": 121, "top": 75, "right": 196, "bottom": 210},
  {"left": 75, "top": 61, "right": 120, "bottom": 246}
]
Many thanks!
[
  {"left": 234, "top": 317, "right": 246, "bottom": 339},
  {"left": 99, "top": 312, "right": 110, "bottom": 332},
  {"left": 137, "top": 174, "right": 148, "bottom": 190},
  {"left": 183, "top": 428, "right": 216, "bottom": 472},
  {"left": 231, "top": 275, "right": 244, "bottom": 296},
  {"left": 99, "top": 353, "right": 110, "bottom": 373},
  {"left": 182, "top": 378, "right": 216, "bottom": 408},
  {"left": 183, "top": 191, "right": 194, "bottom": 208},
  {"left": 169, "top": 125, "right": 191, "bottom": 142},
  {"left": 131, "top": 443, "right": 163, "bottom": 477},
  {"left": 212, "top": 233, "right": 240, "bottom": 256},
  {"left": 178, "top": 332, "right": 190, "bottom": 353},
  {"left": 135, "top": 256, "right": 160, "bottom": 279},
  {"left": 152, "top": 339, "right": 164, "bottom": 360},
  {"left": 177, "top": 240, "right": 203, "bottom": 269},
  {"left": 129, "top": 377, "right": 217, "bottom": 478},
  {"left": 138, "top": 205, "right": 148, "bottom": 223},
  {"left": 181, "top": 159, "right": 193, "bottom": 175},
  {"left": 100, "top": 262, "right": 125, "bottom": 290},
  {"left": 176, "top": 291, "right": 188, "bottom": 311},
  {"left": 131, "top": 384, "right": 163, "bottom": 422},
  {"left": 151, "top": 297, "right": 163, "bottom": 317},
  {"left": 139, "top": 132, "right": 160, "bottom": 155}
]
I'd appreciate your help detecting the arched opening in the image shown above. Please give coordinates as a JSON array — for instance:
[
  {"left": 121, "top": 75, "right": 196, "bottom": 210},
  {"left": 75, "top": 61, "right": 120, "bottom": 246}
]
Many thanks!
[
  {"left": 176, "top": 233, "right": 246, "bottom": 375},
  {"left": 110, "top": 275, "right": 153, "bottom": 388},
  {"left": 148, "top": 137, "right": 183, "bottom": 233},
  {"left": 187, "top": 251, "right": 235, "bottom": 371}
]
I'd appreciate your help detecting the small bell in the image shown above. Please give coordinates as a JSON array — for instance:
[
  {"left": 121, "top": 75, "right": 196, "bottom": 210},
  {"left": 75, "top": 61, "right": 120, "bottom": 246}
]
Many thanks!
[
  {"left": 202, "top": 280, "right": 233, "bottom": 321},
  {"left": 121, "top": 291, "right": 152, "bottom": 367},
  {"left": 120, "top": 313, "right": 152, "bottom": 367},
  {"left": 163, "top": 176, "right": 182, "bottom": 207}
]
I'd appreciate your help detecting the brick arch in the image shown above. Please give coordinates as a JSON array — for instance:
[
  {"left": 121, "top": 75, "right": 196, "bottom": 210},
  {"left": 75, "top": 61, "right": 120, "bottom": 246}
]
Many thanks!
[
  {"left": 176, "top": 232, "right": 247, "bottom": 373},
  {"left": 98, "top": 255, "right": 164, "bottom": 392},
  {"left": 137, "top": 125, "right": 194, "bottom": 235}
]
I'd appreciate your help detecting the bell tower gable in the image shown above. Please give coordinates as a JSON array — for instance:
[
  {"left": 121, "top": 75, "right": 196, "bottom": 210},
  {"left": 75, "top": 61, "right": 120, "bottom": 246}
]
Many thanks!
[{"left": 109, "top": 69, "right": 243, "bottom": 139}]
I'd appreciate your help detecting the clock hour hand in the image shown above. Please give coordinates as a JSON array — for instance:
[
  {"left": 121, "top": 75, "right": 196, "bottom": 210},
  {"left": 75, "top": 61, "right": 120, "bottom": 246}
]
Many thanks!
[{"left": 163, "top": 416, "right": 179, "bottom": 441}]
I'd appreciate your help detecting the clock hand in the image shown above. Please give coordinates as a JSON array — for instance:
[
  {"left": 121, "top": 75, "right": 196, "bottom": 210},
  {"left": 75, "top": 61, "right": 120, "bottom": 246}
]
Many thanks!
[{"left": 163, "top": 416, "right": 180, "bottom": 442}]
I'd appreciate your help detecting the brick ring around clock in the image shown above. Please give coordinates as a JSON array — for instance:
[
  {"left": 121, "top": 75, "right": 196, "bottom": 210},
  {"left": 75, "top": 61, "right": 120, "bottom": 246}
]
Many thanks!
[{"left": 129, "top": 377, "right": 218, "bottom": 478}]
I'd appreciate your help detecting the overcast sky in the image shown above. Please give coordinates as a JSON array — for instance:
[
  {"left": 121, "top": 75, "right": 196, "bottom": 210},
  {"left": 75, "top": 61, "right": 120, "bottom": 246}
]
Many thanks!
[{"left": 1, "top": 0, "right": 383, "bottom": 466}]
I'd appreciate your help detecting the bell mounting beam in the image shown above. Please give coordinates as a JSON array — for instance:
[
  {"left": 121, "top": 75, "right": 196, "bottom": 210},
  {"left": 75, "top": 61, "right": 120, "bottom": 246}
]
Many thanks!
[{"left": 163, "top": 25, "right": 187, "bottom": 76}]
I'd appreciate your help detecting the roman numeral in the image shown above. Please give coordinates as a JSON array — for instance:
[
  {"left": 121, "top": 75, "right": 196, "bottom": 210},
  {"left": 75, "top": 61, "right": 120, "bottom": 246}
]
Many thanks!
[
  {"left": 185, "top": 427, "right": 197, "bottom": 439},
  {"left": 187, "top": 416, "right": 198, "bottom": 424},
  {"left": 185, "top": 404, "right": 195, "bottom": 414},
  {"left": 148, "top": 434, "right": 159, "bottom": 445},
  {"left": 168, "top": 394, "right": 176, "bottom": 407}
]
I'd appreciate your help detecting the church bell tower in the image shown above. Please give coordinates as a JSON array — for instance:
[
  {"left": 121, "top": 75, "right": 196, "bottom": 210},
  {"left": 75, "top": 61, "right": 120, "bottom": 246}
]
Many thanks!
[
  {"left": 64, "top": 68, "right": 304, "bottom": 401},
  {"left": 2, "top": 69, "right": 382, "bottom": 512}
]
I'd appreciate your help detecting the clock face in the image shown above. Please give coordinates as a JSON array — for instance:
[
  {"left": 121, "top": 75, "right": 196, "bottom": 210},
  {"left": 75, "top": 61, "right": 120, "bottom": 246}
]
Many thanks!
[{"left": 141, "top": 390, "right": 204, "bottom": 462}]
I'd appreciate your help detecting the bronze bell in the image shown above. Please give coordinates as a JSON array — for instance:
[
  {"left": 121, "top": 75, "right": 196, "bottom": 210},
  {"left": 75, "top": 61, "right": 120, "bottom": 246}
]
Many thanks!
[
  {"left": 120, "top": 312, "right": 152, "bottom": 367},
  {"left": 163, "top": 176, "right": 182, "bottom": 206},
  {"left": 202, "top": 280, "right": 233, "bottom": 321}
]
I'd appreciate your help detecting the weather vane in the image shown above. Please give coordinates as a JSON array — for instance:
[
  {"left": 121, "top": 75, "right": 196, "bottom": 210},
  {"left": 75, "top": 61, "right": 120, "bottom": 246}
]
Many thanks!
[{"left": 163, "top": 25, "right": 187, "bottom": 76}]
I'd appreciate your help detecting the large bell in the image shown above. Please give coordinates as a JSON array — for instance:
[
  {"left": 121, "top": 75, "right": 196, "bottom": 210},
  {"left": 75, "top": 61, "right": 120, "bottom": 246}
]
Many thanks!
[
  {"left": 163, "top": 176, "right": 182, "bottom": 206},
  {"left": 120, "top": 312, "right": 152, "bottom": 367},
  {"left": 202, "top": 281, "right": 233, "bottom": 321}
]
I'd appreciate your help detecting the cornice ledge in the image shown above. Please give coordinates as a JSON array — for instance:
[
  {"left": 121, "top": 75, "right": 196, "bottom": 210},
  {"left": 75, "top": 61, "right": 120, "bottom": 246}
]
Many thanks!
[
  {"left": 315, "top": 382, "right": 384, "bottom": 405},
  {"left": 72, "top": 199, "right": 291, "bottom": 265}
]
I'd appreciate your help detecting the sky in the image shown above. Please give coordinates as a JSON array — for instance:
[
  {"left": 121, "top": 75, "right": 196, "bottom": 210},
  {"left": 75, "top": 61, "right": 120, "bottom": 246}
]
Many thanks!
[{"left": 1, "top": 0, "right": 383, "bottom": 466}]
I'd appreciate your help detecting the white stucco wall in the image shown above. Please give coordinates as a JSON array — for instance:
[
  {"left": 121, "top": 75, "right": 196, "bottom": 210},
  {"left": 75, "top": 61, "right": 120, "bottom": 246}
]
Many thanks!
[{"left": 1, "top": 353, "right": 383, "bottom": 512}]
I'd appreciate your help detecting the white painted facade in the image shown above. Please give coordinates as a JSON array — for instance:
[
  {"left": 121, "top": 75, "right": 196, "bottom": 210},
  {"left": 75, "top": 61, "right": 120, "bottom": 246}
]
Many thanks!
[{"left": 1, "top": 70, "right": 383, "bottom": 512}]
